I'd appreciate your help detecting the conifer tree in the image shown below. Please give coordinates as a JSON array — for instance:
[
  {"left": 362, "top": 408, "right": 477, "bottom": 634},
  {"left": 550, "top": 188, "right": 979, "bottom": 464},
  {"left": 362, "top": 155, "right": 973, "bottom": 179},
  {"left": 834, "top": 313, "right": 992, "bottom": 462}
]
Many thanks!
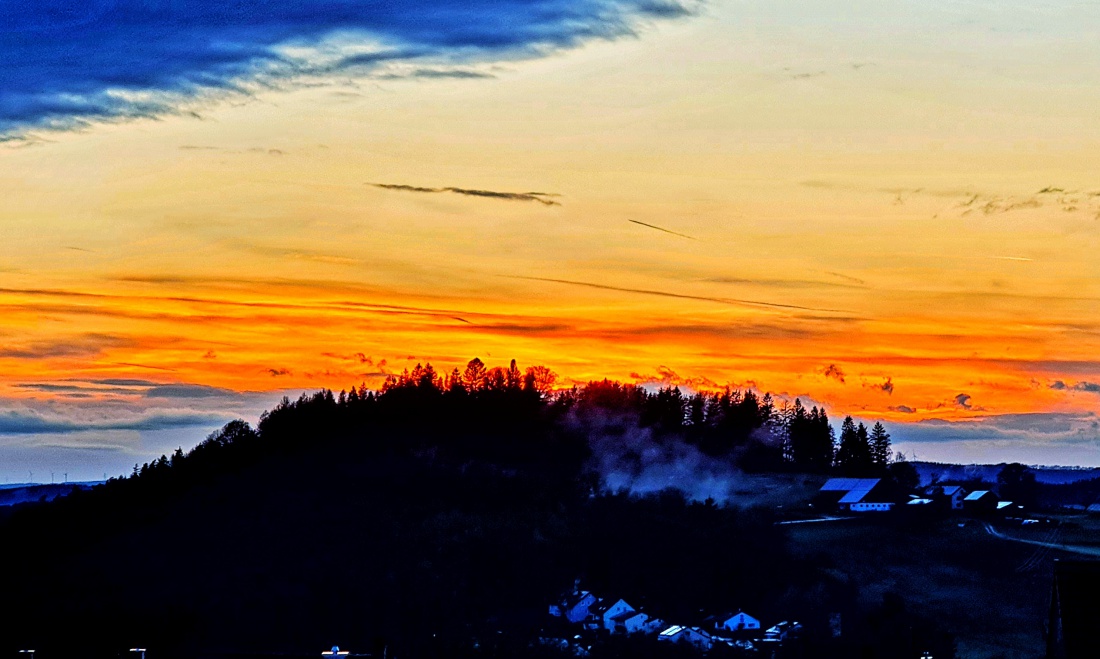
[{"left": 870, "top": 421, "right": 892, "bottom": 469}]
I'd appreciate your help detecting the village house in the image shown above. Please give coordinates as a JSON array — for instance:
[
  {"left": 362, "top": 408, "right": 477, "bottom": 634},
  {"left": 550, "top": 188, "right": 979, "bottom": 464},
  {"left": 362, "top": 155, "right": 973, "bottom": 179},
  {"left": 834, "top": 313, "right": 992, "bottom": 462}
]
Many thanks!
[
  {"left": 658, "top": 625, "right": 713, "bottom": 650},
  {"left": 962, "top": 490, "right": 1000, "bottom": 514},
  {"left": 610, "top": 610, "right": 664, "bottom": 635},
  {"left": 588, "top": 598, "right": 635, "bottom": 631},
  {"left": 549, "top": 590, "right": 599, "bottom": 624},
  {"left": 926, "top": 484, "right": 968, "bottom": 510},
  {"left": 716, "top": 611, "right": 761, "bottom": 633}
]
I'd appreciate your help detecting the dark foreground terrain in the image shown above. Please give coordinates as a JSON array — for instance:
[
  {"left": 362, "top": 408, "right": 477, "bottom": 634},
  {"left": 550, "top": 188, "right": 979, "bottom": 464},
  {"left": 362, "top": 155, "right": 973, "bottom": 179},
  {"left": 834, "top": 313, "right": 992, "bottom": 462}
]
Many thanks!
[{"left": 0, "top": 369, "right": 1063, "bottom": 659}]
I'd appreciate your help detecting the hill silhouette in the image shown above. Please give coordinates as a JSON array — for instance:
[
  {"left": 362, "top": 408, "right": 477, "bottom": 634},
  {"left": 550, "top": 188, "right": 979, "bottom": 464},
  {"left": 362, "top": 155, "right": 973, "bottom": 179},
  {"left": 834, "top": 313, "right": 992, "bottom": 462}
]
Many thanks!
[{"left": 0, "top": 360, "right": 949, "bottom": 659}]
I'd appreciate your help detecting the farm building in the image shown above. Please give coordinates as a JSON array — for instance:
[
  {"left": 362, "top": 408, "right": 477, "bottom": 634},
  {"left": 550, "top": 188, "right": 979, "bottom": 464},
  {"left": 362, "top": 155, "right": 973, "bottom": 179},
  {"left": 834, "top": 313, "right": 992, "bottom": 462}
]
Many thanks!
[
  {"left": 817, "top": 478, "right": 894, "bottom": 511},
  {"left": 850, "top": 502, "right": 894, "bottom": 512}
]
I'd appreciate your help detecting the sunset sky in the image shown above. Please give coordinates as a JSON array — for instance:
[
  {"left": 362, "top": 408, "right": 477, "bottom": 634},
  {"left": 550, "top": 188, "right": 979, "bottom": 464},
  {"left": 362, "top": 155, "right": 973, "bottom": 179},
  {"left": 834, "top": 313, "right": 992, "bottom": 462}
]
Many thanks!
[{"left": 2, "top": 0, "right": 1099, "bottom": 480}]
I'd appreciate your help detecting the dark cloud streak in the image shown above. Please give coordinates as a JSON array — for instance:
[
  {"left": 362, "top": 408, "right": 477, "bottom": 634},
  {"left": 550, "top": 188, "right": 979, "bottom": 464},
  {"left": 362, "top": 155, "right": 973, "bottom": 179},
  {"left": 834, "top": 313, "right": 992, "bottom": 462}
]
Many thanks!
[{"left": 370, "top": 182, "right": 561, "bottom": 206}]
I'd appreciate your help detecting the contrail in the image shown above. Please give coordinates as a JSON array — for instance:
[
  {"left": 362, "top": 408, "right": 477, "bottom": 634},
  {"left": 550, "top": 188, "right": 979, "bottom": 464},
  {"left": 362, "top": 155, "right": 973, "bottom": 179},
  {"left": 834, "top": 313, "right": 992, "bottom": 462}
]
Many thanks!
[
  {"left": 508, "top": 276, "right": 847, "bottom": 313},
  {"left": 628, "top": 219, "right": 696, "bottom": 240}
]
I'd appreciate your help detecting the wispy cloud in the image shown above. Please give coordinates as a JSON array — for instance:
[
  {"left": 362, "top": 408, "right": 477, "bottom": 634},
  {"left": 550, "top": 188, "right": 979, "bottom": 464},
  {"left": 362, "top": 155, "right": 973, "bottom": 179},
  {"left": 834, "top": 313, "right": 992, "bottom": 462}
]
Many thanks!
[
  {"left": 1, "top": 1, "right": 695, "bottom": 138},
  {"left": 893, "top": 412, "right": 1100, "bottom": 446},
  {"left": 820, "top": 363, "right": 845, "bottom": 383},
  {"left": 629, "top": 365, "right": 720, "bottom": 391},
  {"left": 369, "top": 182, "right": 562, "bottom": 206},
  {"left": 1052, "top": 380, "right": 1100, "bottom": 394},
  {"left": 0, "top": 409, "right": 225, "bottom": 435}
]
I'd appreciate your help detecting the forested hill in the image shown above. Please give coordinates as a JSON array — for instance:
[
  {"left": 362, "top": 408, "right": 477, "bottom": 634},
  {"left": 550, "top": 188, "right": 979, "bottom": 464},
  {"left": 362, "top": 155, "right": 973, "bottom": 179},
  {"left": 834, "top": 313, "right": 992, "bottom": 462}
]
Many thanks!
[{"left": 0, "top": 360, "right": 931, "bottom": 659}]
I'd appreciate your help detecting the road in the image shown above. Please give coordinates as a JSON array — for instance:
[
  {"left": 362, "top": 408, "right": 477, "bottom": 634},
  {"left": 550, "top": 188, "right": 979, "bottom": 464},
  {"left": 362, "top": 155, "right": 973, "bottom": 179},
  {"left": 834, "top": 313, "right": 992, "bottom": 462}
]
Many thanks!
[
  {"left": 776, "top": 516, "right": 856, "bottom": 525},
  {"left": 982, "top": 522, "right": 1100, "bottom": 559}
]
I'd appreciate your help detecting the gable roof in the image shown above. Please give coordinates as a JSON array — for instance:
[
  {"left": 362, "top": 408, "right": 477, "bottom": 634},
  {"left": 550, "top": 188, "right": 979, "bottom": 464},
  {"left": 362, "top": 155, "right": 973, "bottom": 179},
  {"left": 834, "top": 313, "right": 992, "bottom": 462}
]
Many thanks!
[
  {"left": 611, "top": 610, "right": 646, "bottom": 623},
  {"left": 557, "top": 590, "right": 595, "bottom": 610},
  {"left": 838, "top": 481, "right": 881, "bottom": 504},
  {"left": 964, "top": 490, "right": 994, "bottom": 501},
  {"left": 593, "top": 598, "right": 632, "bottom": 616},
  {"left": 821, "top": 478, "right": 880, "bottom": 492},
  {"left": 941, "top": 485, "right": 964, "bottom": 495}
]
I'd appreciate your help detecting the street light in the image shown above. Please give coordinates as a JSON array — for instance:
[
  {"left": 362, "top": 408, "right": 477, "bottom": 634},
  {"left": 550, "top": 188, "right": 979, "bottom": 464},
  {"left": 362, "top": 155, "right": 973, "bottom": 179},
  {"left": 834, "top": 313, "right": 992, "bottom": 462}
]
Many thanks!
[{"left": 130, "top": 648, "right": 147, "bottom": 659}]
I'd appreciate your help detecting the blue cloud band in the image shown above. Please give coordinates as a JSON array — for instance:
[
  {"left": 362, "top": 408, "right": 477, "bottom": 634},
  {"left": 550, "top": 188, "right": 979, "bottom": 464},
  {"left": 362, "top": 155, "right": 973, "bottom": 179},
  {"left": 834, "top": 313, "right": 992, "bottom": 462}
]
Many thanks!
[{"left": 0, "top": 0, "right": 693, "bottom": 136}]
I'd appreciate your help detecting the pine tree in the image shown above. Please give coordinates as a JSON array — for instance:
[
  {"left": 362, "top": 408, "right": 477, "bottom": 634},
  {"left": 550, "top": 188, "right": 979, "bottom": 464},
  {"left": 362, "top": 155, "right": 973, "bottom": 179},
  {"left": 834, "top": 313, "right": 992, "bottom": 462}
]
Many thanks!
[
  {"left": 835, "top": 416, "right": 873, "bottom": 475},
  {"left": 870, "top": 422, "right": 892, "bottom": 469}
]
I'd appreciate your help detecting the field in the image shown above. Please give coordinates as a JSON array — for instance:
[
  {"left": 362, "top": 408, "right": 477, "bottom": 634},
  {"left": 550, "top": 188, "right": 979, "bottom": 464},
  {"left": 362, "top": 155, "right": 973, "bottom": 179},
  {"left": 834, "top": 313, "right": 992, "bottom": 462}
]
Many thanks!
[{"left": 785, "top": 517, "right": 1055, "bottom": 659}]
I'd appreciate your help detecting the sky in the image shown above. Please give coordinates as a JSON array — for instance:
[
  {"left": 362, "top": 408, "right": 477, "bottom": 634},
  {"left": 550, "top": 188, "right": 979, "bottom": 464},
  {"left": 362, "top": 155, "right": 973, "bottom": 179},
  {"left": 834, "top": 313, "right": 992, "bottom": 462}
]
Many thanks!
[{"left": 1, "top": 0, "right": 1099, "bottom": 480}]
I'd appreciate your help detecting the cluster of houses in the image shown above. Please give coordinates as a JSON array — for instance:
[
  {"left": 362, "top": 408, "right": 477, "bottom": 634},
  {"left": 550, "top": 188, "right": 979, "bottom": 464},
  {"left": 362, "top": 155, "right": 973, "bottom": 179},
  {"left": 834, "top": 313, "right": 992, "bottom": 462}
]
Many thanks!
[
  {"left": 546, "top": 588, "right": 800, "bottom": 654},
  {"left": 816, "top": 478, "right": 1023, "bottom": 516}
]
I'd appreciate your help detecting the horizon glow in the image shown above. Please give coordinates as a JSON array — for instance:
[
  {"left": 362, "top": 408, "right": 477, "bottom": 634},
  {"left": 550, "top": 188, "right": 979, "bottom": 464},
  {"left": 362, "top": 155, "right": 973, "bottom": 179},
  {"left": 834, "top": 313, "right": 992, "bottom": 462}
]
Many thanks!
[{"left": 1, "top": 0, "right": 1099, "bottom": 479}]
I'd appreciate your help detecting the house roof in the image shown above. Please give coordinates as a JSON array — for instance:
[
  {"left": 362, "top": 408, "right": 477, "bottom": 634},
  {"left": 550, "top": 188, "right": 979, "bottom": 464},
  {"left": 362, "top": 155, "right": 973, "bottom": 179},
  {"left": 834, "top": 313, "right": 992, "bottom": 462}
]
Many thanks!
[
  {"left": 660, "top": 625, "right": 711, "bottom": 639},
  {"left": 722, "top": 611, "right": 758, "bottom": 622},
  {"left": 821, "top": 478, "right": 880, "bottom": 492},
  {"left": 964, "top": 490, "right": 994, "bottom": 501},
  {"left": 838, "top": 482, "right": 881, "bottom": 504},
  {"left": 907, "top": 498, "right": 934, "bottom": 505},
  {"left": 941, "top": 485, "right": 964, "bottom": 495},
  {"left": 592, "top": 598, "right": 633, "bottom": 617},
  {"left": 611, "top": 610, "right": 645, "bottom": 623},
  {"left": 558, "top": 590, "right": 594, "bottom": 609}
]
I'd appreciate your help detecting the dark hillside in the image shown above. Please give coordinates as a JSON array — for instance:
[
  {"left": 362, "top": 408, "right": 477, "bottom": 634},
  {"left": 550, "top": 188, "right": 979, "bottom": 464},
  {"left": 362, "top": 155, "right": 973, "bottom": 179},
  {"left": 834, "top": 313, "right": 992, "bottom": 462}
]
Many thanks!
[
  {"left": 0, "top": 364, "right": 957, "bottom": 659},
  {"left": 0, "top": 371, "right": 830, "bottom": 658}
]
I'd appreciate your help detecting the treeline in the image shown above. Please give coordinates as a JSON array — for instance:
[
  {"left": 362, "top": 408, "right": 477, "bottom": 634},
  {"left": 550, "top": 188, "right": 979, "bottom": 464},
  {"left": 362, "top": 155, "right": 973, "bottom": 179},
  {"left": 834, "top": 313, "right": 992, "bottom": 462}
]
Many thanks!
[
  {"left": 0, "top": 357, "right": 947, "bottom": 658},
  {"left": 118, "top": 357, "right": 907, "bottom": 499}
]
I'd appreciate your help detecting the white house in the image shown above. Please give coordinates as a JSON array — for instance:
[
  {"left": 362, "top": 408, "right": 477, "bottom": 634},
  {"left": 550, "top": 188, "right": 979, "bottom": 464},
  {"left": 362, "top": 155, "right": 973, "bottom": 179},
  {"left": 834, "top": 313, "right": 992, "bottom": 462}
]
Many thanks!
[
  {"left": 640, "top": 616, "right": 666, "bottom": 635},
  {"left": 550, "top": 590, "right": 599, "bottom": 624},
  {"left": 850, "top": 502, "right": 894, "bottom": 512},
  {"left": 591, "top": 598, "right": 635, "bottom": 631},
  {"left": 610, "top": 610, "right": 663, "bottom": 634},
  {"left": 718, "top": 611, "right": 761, "bottom": 632},
  {"left": 940, "top": 485, "right": 967, "bottom": 510},
  {"left": 658, "top": 626, "right": 713, "bottom": 650}
]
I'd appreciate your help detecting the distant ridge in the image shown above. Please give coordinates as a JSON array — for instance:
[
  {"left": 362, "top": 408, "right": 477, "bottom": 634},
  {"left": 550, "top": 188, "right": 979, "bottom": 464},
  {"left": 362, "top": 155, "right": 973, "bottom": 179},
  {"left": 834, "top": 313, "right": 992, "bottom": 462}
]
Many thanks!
[
  {"left": 0, "top": 482, "right": 103, "bottom": 507},
  {"left": 912, "top": 461, "right": 1100, "bottom": 486}
]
